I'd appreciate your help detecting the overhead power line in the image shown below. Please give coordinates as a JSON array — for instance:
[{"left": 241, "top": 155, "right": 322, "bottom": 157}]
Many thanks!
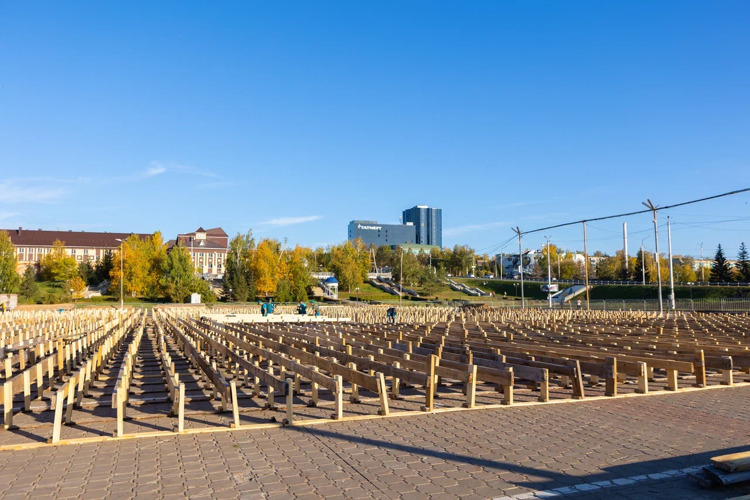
[{"left": 519, "top": 187, "right": 750, "bottom": 236}]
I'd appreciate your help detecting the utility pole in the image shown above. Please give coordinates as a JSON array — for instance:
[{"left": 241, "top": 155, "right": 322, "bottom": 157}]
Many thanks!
[
  {"left": 582, "top": 221, "right": 590, "bottom": 310},
  {"left": 643, "top": 199, "right": 664, "bottom": 316},
  {"left": 557, "top": 252, "right": 561, "bottom": 279},
  {"left": 699, "top": 242, "right": 705, "bottom": 282},
  {"left": 513, "top": 227, "right": 525, "bottom": 309},
  {"left": 667, "top": 217, "right": 676, "bottom": 312},
  {"left": 499, "top": 253, "right": 503, "bottom": 280},
  {"left": 399, "top": 249, "right": 403, "bottom": 308},
  {"left": 641, "top": 240, "right": 647, "bottom": 286},
  {"left": 115, "top": 238, "right": 125, "bottom": 310},
  {"left": 545, "top": 236, "right": 552, "bottom": 309},
  {"left": 623, "top": 222, "right": 629, "bottom": 278}
]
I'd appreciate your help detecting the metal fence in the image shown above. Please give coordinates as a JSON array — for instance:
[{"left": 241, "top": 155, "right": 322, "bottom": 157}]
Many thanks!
[{"left": 513, "top": 298, "right": 750, "bottom": 312}]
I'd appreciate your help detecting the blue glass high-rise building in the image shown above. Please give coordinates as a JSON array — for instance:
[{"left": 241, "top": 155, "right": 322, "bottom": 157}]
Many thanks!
[{"left": 402, "top": 205, "right": 442, "bottom": 248}]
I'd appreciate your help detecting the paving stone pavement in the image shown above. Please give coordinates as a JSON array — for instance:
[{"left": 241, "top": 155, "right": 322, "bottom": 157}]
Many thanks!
[{"left": 0, "top": 386, "right": 748, "bottom": 499}]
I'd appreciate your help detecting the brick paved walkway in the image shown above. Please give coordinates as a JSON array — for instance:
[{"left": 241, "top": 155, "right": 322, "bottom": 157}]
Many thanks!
[{"left": 0, "top": 386, "right": 747, "bottom": 499}]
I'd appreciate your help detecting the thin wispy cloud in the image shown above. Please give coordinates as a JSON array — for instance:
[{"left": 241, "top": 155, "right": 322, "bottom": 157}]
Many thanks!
[
  {"left": 261, "top": 215, "right": 323, "bottom": 226},
  {"left": 200, "top": 181, "right": 235, "bottom": 189},
  {"left": 444, "top": 221, "right": 509, "bottom": 237},
  {"left": 0, "top": 212, "right": 21, "bottom": 220},
  {"left": 0, "top": 181, "right": 67, "bottom": 204},
  {"left": 145, "top": 165, "right": 167, "bottom": 177}
]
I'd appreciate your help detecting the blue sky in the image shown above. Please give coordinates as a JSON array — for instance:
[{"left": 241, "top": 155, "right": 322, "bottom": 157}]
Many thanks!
[{"left": 1, "top": 2, "right": 749, "bottom": 259}]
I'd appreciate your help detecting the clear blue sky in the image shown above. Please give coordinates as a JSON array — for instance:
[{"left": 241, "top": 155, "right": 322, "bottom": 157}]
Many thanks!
[{"left": 2, "top": 2, "right": 749, "bottom": 260}]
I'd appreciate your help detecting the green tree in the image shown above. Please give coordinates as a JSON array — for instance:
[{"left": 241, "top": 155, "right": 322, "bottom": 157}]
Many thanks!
[
  {"left": 40, "top": 240, "right": 77, "bottom": 282},
  {"left": 95, "top": 250, "right": 114, "bottom": 284},
  {"left": 0, "top": 231, "right": 20, "bottom": 293},
  {"left": 284, "top": 246, "right": 313, "bottom": 301},
  {"left": 18, "top": 267, "right": 39, "bottom": 300},
  {"left": 736, "top": 242, "right": 750, "bottom": 282},
  {"left": 78, "top": 261, "right": 97, "bottom": 286},
  {"left": 710, "top": 244, "right": 734, "bottom": 282},
  {"left": 223, "top": 231, "right": 256, "bottom": 301},
  {"left": 194, "top": 278, "right": 217, "bottom": 304},
  {"left": 161, "top": 245, "right": 196, "bottom": 303}
]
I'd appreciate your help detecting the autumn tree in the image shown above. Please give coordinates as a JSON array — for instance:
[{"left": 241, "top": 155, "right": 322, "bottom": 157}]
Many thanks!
[
  {"left": 40, "top": 240, "right": 77, "bottom": 282},
  {"left": 0, "top": 231, "right": 20, "bottom": 293},
  {"left": 329, "top": 240, "right": 369, "bottom": 292},
  {"left": 250, "top": 239, "right": 282, "bottom": 297},
  {"left": 674, "top": 257, "right": 697, "bottom": 282},
  {"left": 143, "top": 232, "right": 167, "bottom": 301},
  {"left": 67, "top": 276, "right": 87, "bottom": 299}
]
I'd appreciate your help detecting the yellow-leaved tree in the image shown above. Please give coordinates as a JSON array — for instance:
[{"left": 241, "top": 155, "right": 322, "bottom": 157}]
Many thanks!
[
  {"left": 40, "top": 240, "right": 78, "bottom": 282},
  {"left": 251, "top": 239, "right": 281, "bottom": 297}
]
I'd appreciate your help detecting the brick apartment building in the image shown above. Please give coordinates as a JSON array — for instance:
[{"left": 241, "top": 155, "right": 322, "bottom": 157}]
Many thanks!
[
  {"left": 2, "top": 227, "right": 152, "bottom": 274},
  {"left": 2, "top": 226, "right": 229, "bottom": 279}
]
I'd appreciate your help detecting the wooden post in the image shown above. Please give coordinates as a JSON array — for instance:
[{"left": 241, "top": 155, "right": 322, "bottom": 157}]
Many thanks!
[
  {"left": 721, "top": 356, "right": 734, "bottom": 386},
  {"left": 266, "top": 366, "right": 276, "bottom": 409},
  {"left": 348, "top": 362, "right": 360, "bottom": 403},
  {"left": 284, "top": 379, "right": 294, "bottom": 425},
  {"left": 376, "top": 372, "right": 390, "bottom": 416},
  {"left": 391, "top": 361, "right": 401, "bottom": 399},
  {"left": 116, "top": 389, "right": 124, "bottom": 437},
  {"left": 64, "top": 375, "right": 76, "bottom": 425},
  {"left": 538, "top": 368, "right": 549, "bottom": 402},
  {"left": 50, "top": 389, "right": 65, "bottom": 443},
  {"left": 694, "top": 350, "right": 706, "bottom": 387},
  {"left": 332, "top": 375, "right": 343, "bottom": 420},
  {"left": 463, "top": 365, "right": 477, "bottom": 409},
  {"left": 605, "top": 357, "right": 617, "bottom": 397},
  {"left": 230, "top": 380, "right": 240, "bottom": 428},
  {"left": 422, "top": 354, "right": 437, "bottom": 412},
  {"left": 636, "top": 362, "right": 649, "bottom": 394},
  {"left": 666, "top": 369, "right": 678, "bottom": 391},
  {"left": 3, "top": 381, "right": 14, "bottom": 429},
  {"left": 502, "top": 368, "right": 514, "bottom": 405},
  {"left": 177, "top": 383, "right": 185, "bottom": 432},
  {"left": 309, "top": 366, "right": 319, "bottom": 407},
  {"left": 21, "top": 370, "right": 32, "bottom": 412}
]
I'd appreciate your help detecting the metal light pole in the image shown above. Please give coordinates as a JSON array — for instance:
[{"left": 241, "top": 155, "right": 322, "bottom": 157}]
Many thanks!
[
  {"left": 699, "top": 242, "right": 705, "bottom": 282},
  {"left": 115, "top": 238, "right": 124, "bottom": 310},
  {"left": 667, "top": 216, "right": 675, "bottom": 311},
  {"left": 582, "top": 221, "right": 590, "bottom": 310},
  {"left": 641, "top": 237, "right": 648, "bottom": 286},
  {"left": 514, "top": 227, "right": 524, "bottom": 309},
  {"left": 545, "top": 236, "right": 552, "bottom": 308},
  {"left": 643, "top": 199, "right": 663, "bottom": 316},
  {"left": 399, "top": 249, "right": 403, "bottom": 308}
]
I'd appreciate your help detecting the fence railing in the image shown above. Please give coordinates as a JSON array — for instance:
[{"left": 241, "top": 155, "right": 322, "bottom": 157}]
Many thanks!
[{"left": 515, "top": 298, "right": 750, "bottom": 312}]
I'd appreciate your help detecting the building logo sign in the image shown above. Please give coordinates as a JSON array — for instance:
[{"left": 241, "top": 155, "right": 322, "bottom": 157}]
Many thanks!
[{"left": 357, "top": 224, "right": 382, "bottom": 231}]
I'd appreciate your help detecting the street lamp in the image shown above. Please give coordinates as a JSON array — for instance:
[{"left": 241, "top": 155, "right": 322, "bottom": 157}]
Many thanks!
[
  {"left": 544, "top": 236, "right": 552, "bottom": 309},
  {"left": 115, "top": 238, "right": 124, "bottom": 310}
]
